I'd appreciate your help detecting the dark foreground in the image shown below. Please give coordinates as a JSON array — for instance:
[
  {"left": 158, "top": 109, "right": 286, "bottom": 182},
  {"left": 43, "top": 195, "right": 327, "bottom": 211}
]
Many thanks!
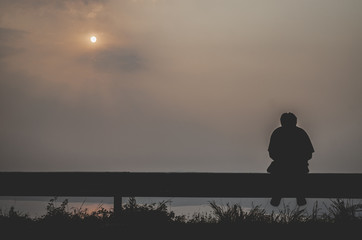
[
  {"left": 2, "top": 222, "right": 361, "bottom": 240},
  {"left": 1, "top": 197, "right": 361, "bottom": 239}
]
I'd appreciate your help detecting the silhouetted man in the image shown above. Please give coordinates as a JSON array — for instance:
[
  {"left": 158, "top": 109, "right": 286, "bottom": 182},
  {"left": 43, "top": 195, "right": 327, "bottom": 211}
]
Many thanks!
[{"left": 267, "top": 112, "right": 314, "bottom": 207}]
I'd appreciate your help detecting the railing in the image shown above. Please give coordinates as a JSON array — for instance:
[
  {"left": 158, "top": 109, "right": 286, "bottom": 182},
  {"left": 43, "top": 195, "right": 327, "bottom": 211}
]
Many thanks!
[{"left": 1, "top": 172, "right": 362, "bottom": 217}]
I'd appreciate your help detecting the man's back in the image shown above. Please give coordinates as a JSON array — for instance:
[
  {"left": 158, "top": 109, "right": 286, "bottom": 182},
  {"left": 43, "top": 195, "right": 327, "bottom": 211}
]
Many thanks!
[{"left": 269, "top": 126, "right": 314, "bottom": 162}]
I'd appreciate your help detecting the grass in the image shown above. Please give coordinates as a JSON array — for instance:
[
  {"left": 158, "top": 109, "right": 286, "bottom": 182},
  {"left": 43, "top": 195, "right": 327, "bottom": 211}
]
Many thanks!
[{"left": 1, "top": 197, "right": 362, "bottom": 238}]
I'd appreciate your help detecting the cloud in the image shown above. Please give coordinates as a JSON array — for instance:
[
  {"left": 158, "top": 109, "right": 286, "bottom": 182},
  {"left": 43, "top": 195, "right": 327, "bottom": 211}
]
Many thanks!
[
  {"left": 0, "top": 46, "right": 21, "bottom": 59},
  {"left": 80, "top": 48, "right": 144, "bottom": 73},
  {"left": 0, "top": 0, "right": 108, "bottom": 9},
  {"left": 0, "top": 27, "right": 26, "bottom": 42},
  {"left": 0, "top": 27, "right": 27, "bottom": 59}
]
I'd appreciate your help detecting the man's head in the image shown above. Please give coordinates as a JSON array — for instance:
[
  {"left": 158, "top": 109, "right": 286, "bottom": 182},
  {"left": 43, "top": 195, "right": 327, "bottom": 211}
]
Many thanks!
[{"left": 280, "top": 112, "right": 297, "bottom": 128}]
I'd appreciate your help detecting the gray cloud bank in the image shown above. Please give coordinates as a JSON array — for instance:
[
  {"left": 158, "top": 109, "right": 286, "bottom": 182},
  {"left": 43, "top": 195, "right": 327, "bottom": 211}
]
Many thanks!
[{"left": 79, "top": 48, "right": 144, "bottom": 73}]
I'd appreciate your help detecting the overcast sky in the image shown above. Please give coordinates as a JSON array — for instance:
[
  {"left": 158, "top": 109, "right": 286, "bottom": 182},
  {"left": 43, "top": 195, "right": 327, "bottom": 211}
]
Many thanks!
[{"left": 1, "top": 0, "right": 362, "bottom": 173}]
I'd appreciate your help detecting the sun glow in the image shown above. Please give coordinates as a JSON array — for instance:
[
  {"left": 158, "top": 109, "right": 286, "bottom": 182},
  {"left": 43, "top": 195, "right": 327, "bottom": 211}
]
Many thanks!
[{"left": 90, "top": 36, "right": 97, "bottom": 43}]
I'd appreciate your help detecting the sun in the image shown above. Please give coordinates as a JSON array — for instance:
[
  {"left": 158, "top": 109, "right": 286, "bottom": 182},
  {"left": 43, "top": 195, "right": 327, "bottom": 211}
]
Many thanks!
[{"left": 90, "top": 36, "right": 97, "bottom": 43}]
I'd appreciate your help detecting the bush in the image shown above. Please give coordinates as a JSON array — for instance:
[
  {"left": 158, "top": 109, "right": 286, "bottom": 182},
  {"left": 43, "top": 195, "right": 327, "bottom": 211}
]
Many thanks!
[
  {"left": 1, "top": 198, "right": 362, "bottom": 227},
  {"left": 325, "top": 198, "right": 362, "bottom": 223}
]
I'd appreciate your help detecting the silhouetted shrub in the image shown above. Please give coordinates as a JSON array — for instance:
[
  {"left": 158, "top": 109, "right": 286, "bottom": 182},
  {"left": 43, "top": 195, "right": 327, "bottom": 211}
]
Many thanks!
[
  {"left": 0, "top": 206, "right": 31, "bottom": 225},
  {"left": 119, "top": 197, "right": 179, "bottom": 226},
  {"left": 325, "top": 198, "right": 362, "bottom": 223},
  {"left": 1, "top": 197, "right": 361, "bottom": 230}
]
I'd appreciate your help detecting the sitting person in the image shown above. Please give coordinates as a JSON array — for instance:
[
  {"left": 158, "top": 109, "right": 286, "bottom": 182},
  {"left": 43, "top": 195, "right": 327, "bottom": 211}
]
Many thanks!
[{"left": 267, "top": 112, "right": 314, "bottom": 206}]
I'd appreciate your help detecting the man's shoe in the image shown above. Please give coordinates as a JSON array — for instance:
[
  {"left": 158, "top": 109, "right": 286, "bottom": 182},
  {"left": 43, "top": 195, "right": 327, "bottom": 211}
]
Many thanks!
[
  {"left": 270, "top": 197, "right": 281, "bottom": 207},
  {"left": 297, "top": 198, "right": 307, "bottom": 206}
]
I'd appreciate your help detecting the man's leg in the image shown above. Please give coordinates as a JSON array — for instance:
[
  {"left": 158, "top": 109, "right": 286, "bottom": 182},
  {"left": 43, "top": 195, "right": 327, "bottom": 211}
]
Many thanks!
[
  {"left": 270, "top": 172, "right": 282, "bottom": 207},
  {"left": 296, "top": 172, "right": 307, "bottom": 206}
]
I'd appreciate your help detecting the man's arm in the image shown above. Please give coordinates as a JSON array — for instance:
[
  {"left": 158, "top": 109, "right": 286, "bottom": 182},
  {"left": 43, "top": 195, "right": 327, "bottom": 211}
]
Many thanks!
[
  {"left": 269, "top": 151, "right": 278, "bottom": 161},
  {"left": 301, "top": 129, "right": 314, "bottom": 161},
  {"left": 305, "top": 152, "right": 312, "bottom": 161},
  {"left": 268, "top": 129, "right": 280, "bottom": 161}
]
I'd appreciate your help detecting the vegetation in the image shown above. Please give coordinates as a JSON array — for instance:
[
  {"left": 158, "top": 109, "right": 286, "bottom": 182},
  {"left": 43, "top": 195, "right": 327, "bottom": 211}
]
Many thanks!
[{"left": 1, "top": 198, "right": 361, "bottom": 238}]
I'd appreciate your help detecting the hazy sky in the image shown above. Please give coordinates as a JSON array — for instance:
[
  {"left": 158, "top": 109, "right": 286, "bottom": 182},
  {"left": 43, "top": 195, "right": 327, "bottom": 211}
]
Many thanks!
[{"left": 1, "top": 0, "right": 362, "bottom": 173}]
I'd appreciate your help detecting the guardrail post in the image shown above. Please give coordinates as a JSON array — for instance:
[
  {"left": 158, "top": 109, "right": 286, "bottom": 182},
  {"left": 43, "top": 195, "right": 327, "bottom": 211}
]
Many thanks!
[{"left": 114, "top": 195, "right": 122, "bottom": 219}]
